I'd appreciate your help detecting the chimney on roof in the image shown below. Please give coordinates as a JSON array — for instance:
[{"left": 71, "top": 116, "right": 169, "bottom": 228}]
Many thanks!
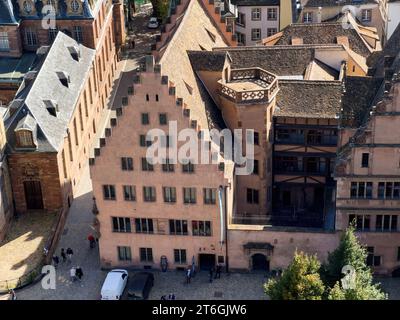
[
  {"left": 336, "top": 36, "right": 349, "bottom": 48},
  {"left": 291, "top": 37, "right": 303, "bottom": 45},
  {"left": 145, "top": 55, "right": 155, "bottom": 73}
]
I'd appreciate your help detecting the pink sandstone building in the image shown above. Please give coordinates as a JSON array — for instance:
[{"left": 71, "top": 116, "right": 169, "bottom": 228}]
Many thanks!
[{"left": 89, "top": 0, "right": 400, "bottom": 275}]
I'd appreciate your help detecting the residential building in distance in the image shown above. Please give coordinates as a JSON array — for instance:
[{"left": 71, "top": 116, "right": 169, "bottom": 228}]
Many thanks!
[
  {"left": 233, "top": 0, "right": 296, "bottom": 45},
  {"left": 299, "top": 0, "right": 388, "bottom": 43}
]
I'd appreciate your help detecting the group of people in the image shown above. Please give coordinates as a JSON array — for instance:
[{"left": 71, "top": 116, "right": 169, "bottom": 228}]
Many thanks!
[
  {"left": 52, "top": 247, "right": 74, "bottom": 267},
  {"left": 208, "top": 264, "right": 222, "bottom": 283},
  {"left": 70, "top": 266, "right": 84, "bottom": 282},
  {"left": 185, "top": 264, "right": 223, "bottom": 284}
]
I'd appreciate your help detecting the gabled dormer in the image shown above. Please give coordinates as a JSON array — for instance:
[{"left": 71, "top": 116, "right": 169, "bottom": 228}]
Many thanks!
[{"left": 14, "top": 113, "right": 38, "bottom": 149}]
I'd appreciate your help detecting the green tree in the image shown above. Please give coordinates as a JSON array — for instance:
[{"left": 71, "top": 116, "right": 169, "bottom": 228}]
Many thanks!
[
  {"left": 322, "top": 226, "right": 387, "bottom": 300},
  {"left": 150, "top": 0, "right": 169, "bottom": 19},
  {"left": 264, "top": 251, "right": 325, "bottom": 300}
]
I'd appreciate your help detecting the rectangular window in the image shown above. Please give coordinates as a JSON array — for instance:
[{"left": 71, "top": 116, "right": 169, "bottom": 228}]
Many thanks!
[
  {"left": 162, "top": 159, "right": 175, "bottom": 172},
  {"left": 251, "top": 28, "right": 261, "bottom": 41},
  {"left": 135, "top": 218, "right": 154, "bottom": 234},
  {"left": 169, "top": 220, "right": 188, "bottom": 235},
  {"left": 163, "top": 187, "right": 177, "bottom": 203},
  {"left": 140, "top": 248, "right": 153, "bottom": 262},
  {"left": 121, "top": 96, "right": 128, "bottom": 106},
  {"left": 350, "top": 182, "right": 373, "bottom": 199},
  {"left": 112, "top": 217, "right": 131, "bottom": 233},
  {"left": 254, "top": 132, "right": 260, "bottom": 145},
  {"left": 73, "top": 26, "right": 83, "bottom": 43},
  {"left": 73, "top": 118, "right": 79, "bottom": 145},
  {"left": 123, "top": 185, "right": 136, "bottom": 201},
  {"left": 192, "top": 220, "right": 212, "bottom": 236},
  {"left": 24, "top": 28, "right": 37, "bottom": 46},
  {"left": 143, "top": 186, "right": 156, "bottom": 202},
  {"left": 0, "top": 32, "right": 9, "bottom": 51},
  {"left": 236, "top": 32, "right": 246, "bottom": 45},
  {"left": 253, "top": 159, "right": 259, "bottom": 175},
  {"left": 117, "top": 246, "right": 131, "bottom": 261},
  {"left": 348, "top": 214, "right": 370, "bottom": 231},
  {"left": 141, "top": 157, "right": 154, "bottom": 171},
  {"left": 251, "top": 8, "right": 261, "bottom": 20},
  {"left": 182, "top": 162, "right": 194, "bottom": 173},
  {"left": 362, "top": 9, "right": 372, "bottom": 22},
  {"left": 140, "top": 134, "right": 152, "bottom": 147},
  {"left": 48, "top": 28, "right": 59, "bottom": 43},
  {"left": 103, "top": 185, "right": 116, "bottom": 200},
  {"left": 141, "top": 113, "right": 149, "bottom": 125},
  {"left": 174, "top": 249, "right": 187, "bottom": 264},
  {"left": 376, "top": 215, "right": 398, "bottom": 231},
  {"left": 159, "top": 113, "right": 167, "bottom": 125},
  {"left": 378, "top": 182, "right": 400, "bottom": 199},
  {"left": 267, "top": 8, "right": 277, "bottom": 20},
  {"left": 203, "top": 188, "right": 216, "bottom": 204},
  {"left": 247, "top": 188, "right": 259, "bottom": 204},
  {"left": 361, "top": 153, "right": 369, "bottom": 168},
  {"left": 121, "top": 157, "right": 133, "bottom": 171},
  {"left": 303, "top": 12, "right": 313, "bottom": 23},
  {"left": 183, "top": 187, "right": 196, "bottom": 204},
  {"left": 160, "top": 135, "right": 172, "bottom": 148},
  {"left": 236, "top": 12, "right": 245, "bottom": 26},
  {"left": 267, "top": 28, "right": 277, "bottom": 37}
]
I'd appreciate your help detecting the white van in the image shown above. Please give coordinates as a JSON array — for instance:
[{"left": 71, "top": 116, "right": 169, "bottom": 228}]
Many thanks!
[{"left": 100, "top": 269, "right": 129, "bottom": 300}]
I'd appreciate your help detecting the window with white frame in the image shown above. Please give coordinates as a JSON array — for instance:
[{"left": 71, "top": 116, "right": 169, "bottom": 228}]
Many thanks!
[
  {"left": 112, "top": 217, "right": 131, "bottom": 233},
  {"left": 251, "top": 28, "right": 261, "bottom": 41},
  {"left": 251, "top": 8, "right": 261, "bottom": 21},
  {"left": 303, "top": 12, "right": 313, "bottom": 23},
  {"left": 267, "top": 8, "right": 277, "bottom": 20},
  {"left": 73, "top": 26, "right": 83, "bottom": 43},
  {"left": 135, "top": 218, "right": 154, "bottom": 233},
  {"left": 378, "top": 182, "right": 400, "bottom": 199},
  {"left": 376, "top": 215, "right": 398, "bottom": 232},
  {"left": 174, "top": 249, "right": 187, "bottom": 264},
  {"left": 48, "top": 27, "right": 59, "bottom": 43},
  {"left": 350, "top": 182, "right": 373, "bottom": 199},
  {"left": 267, "top": 28, "right": 278, "bottom": 37},
  {"left": 361, "top": 9, "right": 372, "bottom": 22},
  {"left": 348, "top": 214, "right": 371, "bottom": 231},
  {"left": 24, "top": 28, "right": 37, "bottom": 46},
  {"left": 0, "top": 32, "right": 10, "bottom": 51}
]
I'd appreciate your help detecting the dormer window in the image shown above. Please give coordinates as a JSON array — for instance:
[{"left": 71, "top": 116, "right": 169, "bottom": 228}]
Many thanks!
[
  {"left": 23, "top": 1, "right": 33, "bottom": 14},
  {"left": 71, "top": 0, "right": 80, "bottom": 12},
  {"left": 16, "top": 130, "right": 34, "bottom": 148}
]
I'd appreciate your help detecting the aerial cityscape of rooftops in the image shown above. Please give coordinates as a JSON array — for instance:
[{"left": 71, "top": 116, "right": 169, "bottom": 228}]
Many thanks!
[{"left": 0, "top": 0, "right": 400, "bottom": 302}]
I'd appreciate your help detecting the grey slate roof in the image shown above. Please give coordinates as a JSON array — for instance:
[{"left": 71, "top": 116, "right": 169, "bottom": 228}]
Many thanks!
[
  {"left": 231, "top": 0, "right": 280, "bottom": 5},
  {"left": 214, "top": 45, "right": 338, "bottom": 77},
  {"left": 340, "top": 76, "right": 383, "bottom": 128},
  {"left": 0, "top": 0, "right": 18, "bottom": 24},
  {"left": 188, "top": 51, "right": 227, "bottom": 72},
  {"left": 275, "top": 81, "right": 343, "bottom": 118},
  {"left": 274, "top": 23, "right": 374, "bottom": 57},
  {"left": 6, "top": 31, "right": 96, "bottom": 152},
  {"left": 305, "top": 0, "right": 377, "bottom": 7}
]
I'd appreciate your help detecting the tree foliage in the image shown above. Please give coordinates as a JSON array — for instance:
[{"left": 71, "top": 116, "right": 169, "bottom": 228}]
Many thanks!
[
  {"left": 322, "top": 226, "right": 387, "bottom": 300},
  {"left": 264, "top": 251, "right": 325, "bottom": 300},
  {"left": 150, "top": 0, "right": 169, "bottom": 19}
]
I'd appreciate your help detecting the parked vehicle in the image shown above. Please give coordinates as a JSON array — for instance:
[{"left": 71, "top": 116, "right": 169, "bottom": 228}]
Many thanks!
[
  {"left": 147, "top": 17, "right": 159, "bottom": 29},
  {"left": 127, "top": 272, "right": 154, "bottom": 300},
  {"left": 100, "top": 269, "right": 128, "bottom": 300}
]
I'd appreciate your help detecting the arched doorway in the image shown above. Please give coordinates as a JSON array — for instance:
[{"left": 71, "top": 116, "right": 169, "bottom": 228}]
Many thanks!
[{"left": 252, "top": 253, "right": 269, "bottom": 271}]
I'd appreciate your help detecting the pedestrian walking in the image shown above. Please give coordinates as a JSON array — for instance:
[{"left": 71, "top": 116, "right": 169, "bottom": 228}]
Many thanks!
[
  {"left": 9, "top": 289, "right": 16, "bottom": 300},
  {"left": 209, "top": 267, "right": 214, "bottom": 283},
  {"left": 60, "top": 248, "right": 67, "bottom": 262},
  {"left": 66, "top": 247, "right": 73, "bottom": 262},
  {"left": 75, "top": 266, "right": 83, "bottom": 281},
  {"left": 161, "top": 295, "right": 166, "bottom": 300},
  {"left": 186, "top": 267, "right": 191, "bottom": 284},
  {"left": 168, "top": 293, "right": 176, "bottom": 300},
  {"left": 215, "top": 264, "right": 222, "bottom": 279},
  {"left": 70, "top": 267, "right": 76, "bottom": 282},
  {"left": 88, "top": 234, "right": 96, "bottom": 249},
  {"left": 52, "top": 255, "right": 59, "bottom": 268}
]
